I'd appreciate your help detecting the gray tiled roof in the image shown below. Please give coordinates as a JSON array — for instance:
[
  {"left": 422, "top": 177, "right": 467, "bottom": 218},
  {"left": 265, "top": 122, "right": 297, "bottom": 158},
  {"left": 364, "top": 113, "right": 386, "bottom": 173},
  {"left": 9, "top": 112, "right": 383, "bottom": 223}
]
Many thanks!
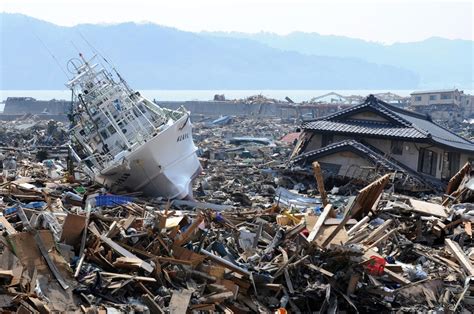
[
  {"left": 303, "top": 120, "right": 426, "bottom": 139},
  {"left": 302, "top": 95, "right": 474, "bottom": 153}
]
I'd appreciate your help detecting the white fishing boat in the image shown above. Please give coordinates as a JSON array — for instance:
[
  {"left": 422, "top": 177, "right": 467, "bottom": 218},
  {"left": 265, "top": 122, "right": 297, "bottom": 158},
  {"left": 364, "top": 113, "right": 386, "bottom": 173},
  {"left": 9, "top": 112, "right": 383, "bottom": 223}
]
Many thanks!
[{"left": 67, "top": 53, "right": 201, "bottom": 199}]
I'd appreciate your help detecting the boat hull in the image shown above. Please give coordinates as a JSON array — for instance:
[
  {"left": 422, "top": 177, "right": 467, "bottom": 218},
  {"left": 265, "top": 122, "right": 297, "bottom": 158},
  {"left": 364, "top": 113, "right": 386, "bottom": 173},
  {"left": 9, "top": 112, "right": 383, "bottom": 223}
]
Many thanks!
[{"left": 95, "top": 114, "right": 202, "bottom": 199}]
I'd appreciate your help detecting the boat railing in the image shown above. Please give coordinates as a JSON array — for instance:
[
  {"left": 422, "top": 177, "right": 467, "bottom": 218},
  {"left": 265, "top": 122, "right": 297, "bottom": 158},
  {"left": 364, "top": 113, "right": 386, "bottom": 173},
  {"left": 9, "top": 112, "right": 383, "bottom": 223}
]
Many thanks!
[{"left": 162, "top": 106, "right": 188, "bottom": 120}]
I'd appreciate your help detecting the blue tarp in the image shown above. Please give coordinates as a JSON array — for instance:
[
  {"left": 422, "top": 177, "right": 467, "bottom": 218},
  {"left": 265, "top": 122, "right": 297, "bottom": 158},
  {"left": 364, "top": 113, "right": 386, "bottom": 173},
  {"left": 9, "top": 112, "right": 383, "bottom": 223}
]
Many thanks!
[{"left": 95, "top": 195, "right": 133, "bottom": 207}]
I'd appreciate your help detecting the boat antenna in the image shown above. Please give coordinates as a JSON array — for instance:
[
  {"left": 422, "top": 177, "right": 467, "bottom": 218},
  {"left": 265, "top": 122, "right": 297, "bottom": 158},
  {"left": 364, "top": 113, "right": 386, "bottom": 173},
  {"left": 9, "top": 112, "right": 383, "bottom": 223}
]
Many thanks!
[
  {"left": 70, "top": 40, "right": 82, "bottom": 56},
  {"left": 77, "top": 30, "right": 134, "bottom": 94},
  {"left": 78, "top": 30, "right": 118, "bottom": 71},
  {"left": 24, "top": 16, "right": 70, "bottom": 80}
]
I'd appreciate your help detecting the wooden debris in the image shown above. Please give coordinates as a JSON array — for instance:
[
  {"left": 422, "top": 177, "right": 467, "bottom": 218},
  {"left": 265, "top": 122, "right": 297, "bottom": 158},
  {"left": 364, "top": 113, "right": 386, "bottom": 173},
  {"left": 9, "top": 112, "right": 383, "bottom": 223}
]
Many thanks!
[
  {"left": 312, "top": 161, "right": 328, "bottom": 206},
  {"left": 169, "top": 289, "right": 193, "bottom": 314},
  {"left": 445, "top": 239, "right": 474, "bottom": 277}
]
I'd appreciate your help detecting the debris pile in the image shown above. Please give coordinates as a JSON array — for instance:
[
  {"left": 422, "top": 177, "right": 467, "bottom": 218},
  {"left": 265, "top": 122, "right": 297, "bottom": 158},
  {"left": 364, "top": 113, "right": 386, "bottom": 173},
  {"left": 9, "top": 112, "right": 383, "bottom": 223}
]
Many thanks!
[
  {"left": 193, "top": 117, "right": 296, "bottom": 208},
  {"left": 1, "top": 118, "right": 474, "bottom": 313},
  {"left": 0, "top": 119, "right": 67, "bottom": 148},
  {"left": 230, "top": 94, "right": 281, "bottom": 105}
]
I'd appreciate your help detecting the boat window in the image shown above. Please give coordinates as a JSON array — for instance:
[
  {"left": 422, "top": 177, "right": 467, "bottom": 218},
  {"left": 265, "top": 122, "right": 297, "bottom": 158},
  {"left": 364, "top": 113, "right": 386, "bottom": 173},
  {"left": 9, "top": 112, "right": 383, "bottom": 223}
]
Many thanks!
[
  {"left": 107, "top": 125, "right": 117, "bottom": 134},
  {"left": 90, "top": 106, "right": 98, "bottom": 116},
  {"left": 100, "top": 129, "right": 109, "bottom": 140},
  {"left": 93, "top": 135, "right": 101, "bottom": 144},
  {"left": 133, "top": 107, "right": 141, "bottom": 117}
]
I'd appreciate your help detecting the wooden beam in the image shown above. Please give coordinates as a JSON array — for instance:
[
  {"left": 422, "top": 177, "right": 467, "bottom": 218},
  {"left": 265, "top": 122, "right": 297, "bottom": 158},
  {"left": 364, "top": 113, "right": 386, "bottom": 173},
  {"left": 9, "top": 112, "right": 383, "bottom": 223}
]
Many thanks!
[
  {"left": 312, "top": 161, "right": 328, "bottom": 206},
  {"left": 174, "top": 215, "right": 204, "bottom": 246},
  {"left": 100, "top": 235, "right": 154, "bottom": 273},
  {"left": 321, "top": 203, "right": 361, "bottom": 248},
  {"left": 101, "top": 272, "right": 157, "bottom": 282},
  {"left": 362, "top": 219, "right": 393, "bottom": 244},
  {"left": 445, "top": 239, "right": 474, "bottom": 276},
  {"left": 322, "top": 174, "right": 390, "bottom": 247},
  {"left": 306, "top": 204, "right": 333, "bottom": 243},
  {"left": 384, "top": 268, "right": 410, "bottom": 285},
  {"left": 305, "top": 264, "right": 334, "bottom": 278},
  {"left": 347, "top": 216, "right": 370, "bottom": 236},
  {"left": 365, "top": 228, "right": 398, "bottom": 251},
  {"left": 0, "top": 216, "right": 17, "bottom": 235}
]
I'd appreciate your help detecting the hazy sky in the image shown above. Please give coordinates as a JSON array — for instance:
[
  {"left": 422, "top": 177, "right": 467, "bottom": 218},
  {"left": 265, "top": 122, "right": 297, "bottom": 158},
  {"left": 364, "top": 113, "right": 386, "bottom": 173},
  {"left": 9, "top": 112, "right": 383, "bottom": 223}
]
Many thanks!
[{"left": 1, "top": 0, "right": 472, "bottom": 43}]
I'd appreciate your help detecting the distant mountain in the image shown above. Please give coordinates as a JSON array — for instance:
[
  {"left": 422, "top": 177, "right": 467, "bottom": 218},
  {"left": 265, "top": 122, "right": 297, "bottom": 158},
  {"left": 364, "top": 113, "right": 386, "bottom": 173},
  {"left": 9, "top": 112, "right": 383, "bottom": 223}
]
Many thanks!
[
  {"left": 205, "top": 32, "right": 474, "bottom": 89},
  {"left": 0, "top": 13, "right": 422, "bottom": 90}
]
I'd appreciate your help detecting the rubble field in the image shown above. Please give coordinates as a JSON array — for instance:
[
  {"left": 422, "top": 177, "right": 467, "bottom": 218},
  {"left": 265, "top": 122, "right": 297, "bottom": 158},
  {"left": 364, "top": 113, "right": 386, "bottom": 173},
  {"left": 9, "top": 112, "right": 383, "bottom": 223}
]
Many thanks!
[{"left": 1, "top": 117, "right": 474, "bottom": 313}]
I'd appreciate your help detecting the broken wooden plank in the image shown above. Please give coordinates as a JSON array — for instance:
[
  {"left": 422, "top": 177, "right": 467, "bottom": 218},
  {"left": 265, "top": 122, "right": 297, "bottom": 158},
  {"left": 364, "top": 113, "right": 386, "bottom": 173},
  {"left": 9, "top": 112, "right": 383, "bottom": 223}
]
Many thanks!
[
  {"left": 409, "top": 199, "right": 449, "bottom": 218},
  {"left": 346, "top": 273, "right": 360, "bottom": 295},
  {"left": 464, "top": 221, "right": 472, "bottom": 237},
  {"left": 60, "top": 213, "right": 86, "bottom": 246},
  {"left": 445, "top": 162, "right": 471, "bottom": 196},
  {"left": 312, "top": 161, "right": 328, "bottom": 206},
  {"left": 174, "top": 215, "right": 204, "bottom": 245},
  {"left": 322, "top": 174, "right": 390, "bottom": 247},
  {"left": 365, "top": 228, "right": 398, "bottom": 251},
  {"left": 142, "top": 294, "right": 165, "bottom": 314},
  {"left": 0, "top": 216, "right": 17, "bottom": 235},
  {"left": 16, "top": 206, "right": 70, "bottom": 290},
  {"left": 99, "top": 235, "right": 154, "bottom": 273},
  {"left": 362, "top": 219, "right": 393, "bottom": 245},
  {"left": 305, "top": 264, "right": 334, "bottom": 278},
  {"left": 169, "top": 289, "right": 193, "bottom": 314},
  {"left": 347, "top": 216, "right": 370, "bottom": 236},
  {"left": 100, "top": 272, "right": 157, "bottom": 282},
  {"left": 384, "top": 268, "right": 410, "bottom": 285},
  {"left": 199, "top": 291, "right": 234, "bottom": 304},
  {"left": 445, "top": 239, "right": 474, "bottom": 276},
  {"left": 74, "top": 201, "right": 92, "bottom": 278},
  {"left": 307, "top": 204, "right": 333, "bottom": 243}
]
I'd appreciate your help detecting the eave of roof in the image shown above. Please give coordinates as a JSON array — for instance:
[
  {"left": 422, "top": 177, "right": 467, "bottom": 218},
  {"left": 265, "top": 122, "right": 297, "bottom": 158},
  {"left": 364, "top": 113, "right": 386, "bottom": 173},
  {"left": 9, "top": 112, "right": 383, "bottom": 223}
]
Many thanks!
[{"left": 303, "top": 120, "right": 427, "bottom": 140}]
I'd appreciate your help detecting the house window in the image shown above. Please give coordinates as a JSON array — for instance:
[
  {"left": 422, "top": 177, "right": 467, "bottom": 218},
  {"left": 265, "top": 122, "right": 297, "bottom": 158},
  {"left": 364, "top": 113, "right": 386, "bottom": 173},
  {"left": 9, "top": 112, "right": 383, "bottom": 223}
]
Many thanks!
[
  {"left": 447, "top": 152, "right": 460, "bottom": 177},
  {"left": 429, "top": 95, "right": 437, "bottom": 101},
  {"left": 415, "top": 96, "right": 422, "bottom": 101},
  {"left": 418, "top": 148, "right": 438, "bottom": 176},
  {"left": 321, "top": 134, "right": 334, "bottom": 147},
  {"left": 441, "top": 93, "right": 452, "bottom": 100},
  {"left": 391, "top": 141, "right": 403, "bottom": 155}
]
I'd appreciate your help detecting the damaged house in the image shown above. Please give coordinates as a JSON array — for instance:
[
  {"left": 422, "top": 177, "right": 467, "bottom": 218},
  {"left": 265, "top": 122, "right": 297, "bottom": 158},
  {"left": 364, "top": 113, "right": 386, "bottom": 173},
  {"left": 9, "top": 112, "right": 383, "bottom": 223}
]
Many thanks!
[{"left": 291, "top": 95, "right": 474, "bottom": 192}]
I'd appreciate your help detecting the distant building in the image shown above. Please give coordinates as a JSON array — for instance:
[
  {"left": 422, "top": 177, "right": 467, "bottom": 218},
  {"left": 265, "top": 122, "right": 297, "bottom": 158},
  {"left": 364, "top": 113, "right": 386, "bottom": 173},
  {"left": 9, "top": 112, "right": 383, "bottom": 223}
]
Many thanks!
[
  {"left": 409, "top": 89, "right": 470, "bottom": 122},
  {"left": 411, "top": 89, "right": 463, "bottom": 106},
  {"left": 291, "top": 95, "right": 474, "bottom": 191}
]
